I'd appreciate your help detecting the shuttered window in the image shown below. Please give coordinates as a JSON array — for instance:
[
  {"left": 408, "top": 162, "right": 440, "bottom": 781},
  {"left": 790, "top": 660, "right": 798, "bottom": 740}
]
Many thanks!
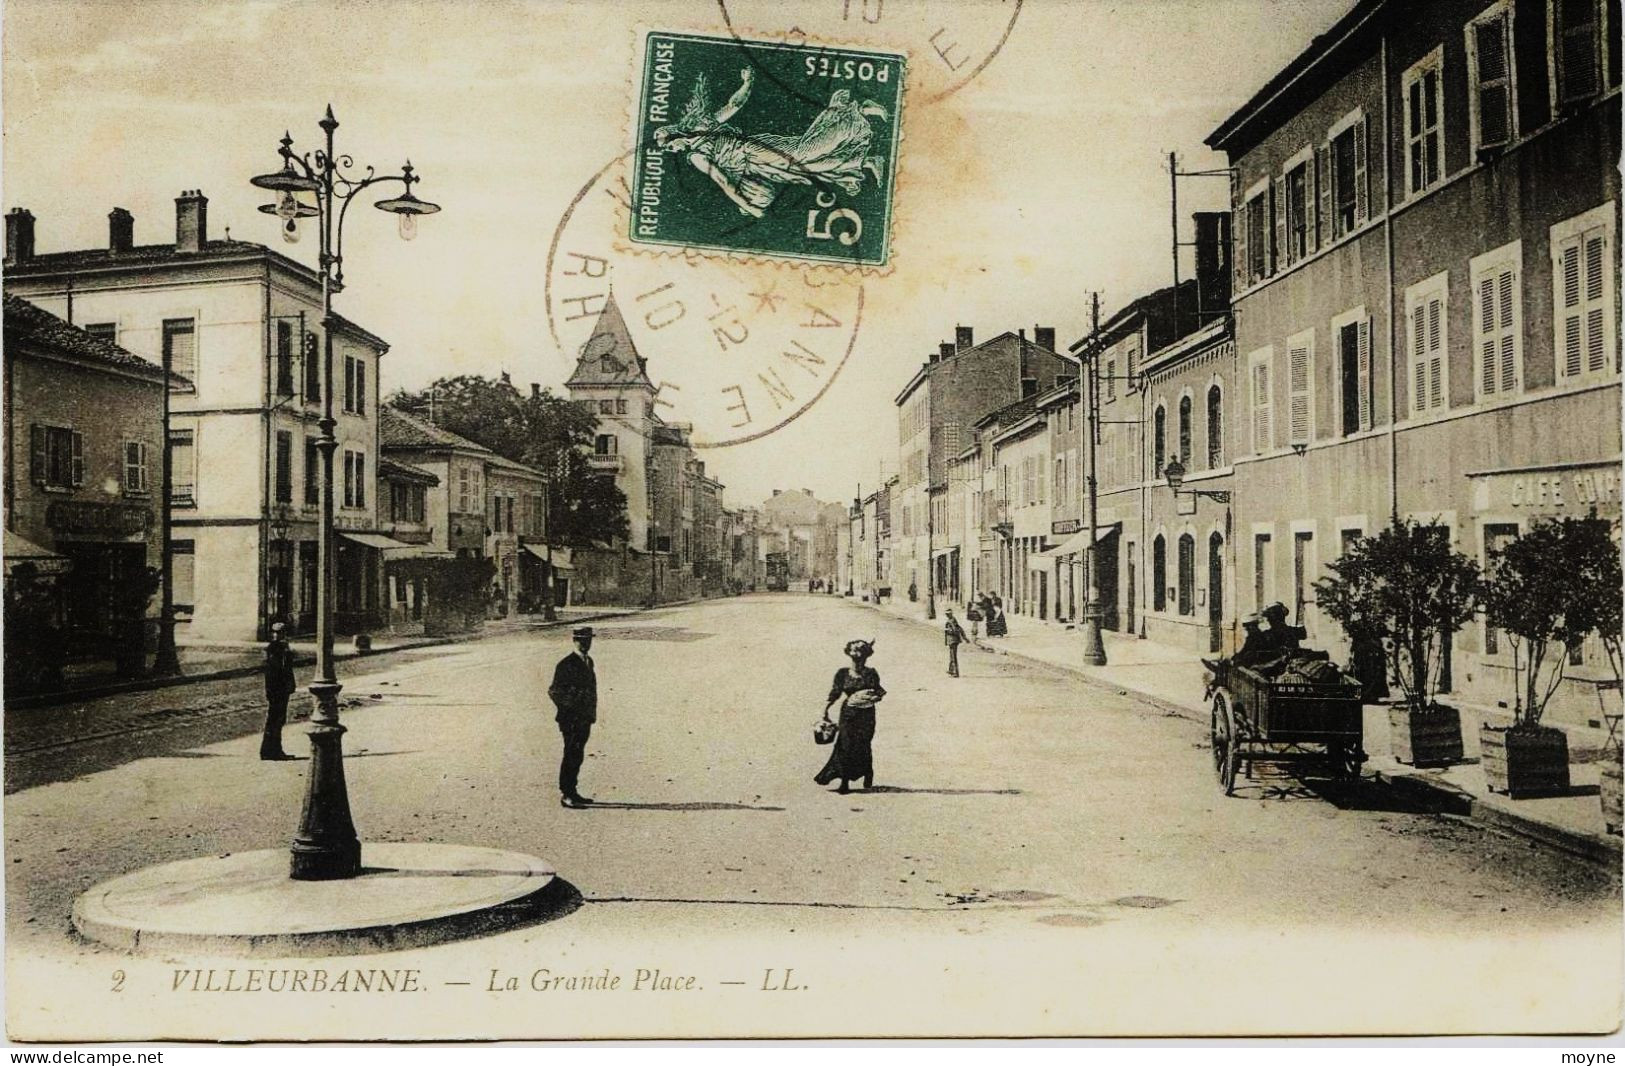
[
  {"left": 1472, "top": 243, "right": 1522, "bottom": 399},
  {"left": 1152, "top": 535, "right": 1167, "bottom": 612},
  {"left": 1406, "top": 276, "right": 1449, "bottom": 415},
  {"left": 1206, "top": 385, "right": 1224, "bottom": 468},
  {"left": 305, "top": 438, "right": 321, "bottom": 506},
  {"left": 1555, "top": 0, "right": 1603, "bottom": 106},
  {"left": 1467, "top": 4, "right": 1516, "bottom": 153},
  {"left": 169, "top": 429, "right": 196, "bottom": 505},
  {"left": 1286, "top": 331, "right": 1314, "bottom": 446},
  {"left": 1177, "top": 395, "right": 1192, "bottom": 466},
  {"left": 30, "top": 425, "right": 82, "bottom": 489},
  {"left": 1177, "top": 534, "right": 1195, "bottom": 617},
  {"left": 275, "top": 431, "right": 293, "bottom": 504},
  {"left": 1335, "top": 315, "right": 1373, "bottom": 436},
  {"left": 1284, "top": 159, "right": 1310, "bottom": 264},
  {"left": 1153, "top": 404, "right": 1166, "bottom": 477},
  {"left": 1329, "top": 113, "right": 1368, "bottom": 239},
  {"left": 163, "top": 318, "right": 197, "bottom": 390},
  {"left": 276, "top": 321, "right": 295, "bottom": 397},
  {"left": 1250, "top": 351, "right": 1273, "bottom": 454},
  {"left": 1553, "top": 210, "right": 1614, "bottom": 383},
  {"left": 123, "top": 441, "right": 149, "bottom": 493}
]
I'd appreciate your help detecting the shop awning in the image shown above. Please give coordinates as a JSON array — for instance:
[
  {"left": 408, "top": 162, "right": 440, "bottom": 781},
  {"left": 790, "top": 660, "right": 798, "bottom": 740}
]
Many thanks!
[
  {"left": 1033, "top": 522, "right": 1122, "bottom": 561},
  {"left": 338, "top": 532, "right": 449, "bottom": 558},
  {"left": 522, "top": 543, "right": 575, "bottom": 571},
  {"left": 4, "top": 530, "right": 72, "bottom": 575}
]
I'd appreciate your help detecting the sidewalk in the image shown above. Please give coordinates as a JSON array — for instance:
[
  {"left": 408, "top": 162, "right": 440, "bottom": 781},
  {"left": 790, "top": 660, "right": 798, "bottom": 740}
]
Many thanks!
[
  {"left": 4, "top": 606, "right": 629, "bottom": 711},
  {"left": 857, "top": 594, "right": 1622, "bottom": 866}
]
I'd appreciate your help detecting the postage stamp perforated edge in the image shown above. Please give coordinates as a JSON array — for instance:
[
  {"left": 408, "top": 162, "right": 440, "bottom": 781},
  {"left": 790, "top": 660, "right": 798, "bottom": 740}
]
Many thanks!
[{"left": 612, "top": 24, "right": 909, "bottom": 277}]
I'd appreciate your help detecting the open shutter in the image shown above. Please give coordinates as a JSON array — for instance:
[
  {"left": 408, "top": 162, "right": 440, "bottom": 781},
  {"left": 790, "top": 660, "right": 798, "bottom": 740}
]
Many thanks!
[
  {"left": 1234, "top": 199, "right": 1250, "bottom": 290},
  {"left": 1497, "top": 265, "right": 1517, "bottom": 392},
  {"left": 1316, "top": 143, "right": 1332, "bottom": 247},
  {"left": 357, "top": 360, "right": 367, "bottom": 416},
  {"left": 1252, "top": 361, "right": 1272, "bottom": 453},
  {"left": 1584, "top": 231, "right": 1607, "bottom": 373},
  {"left": 1356, "top": 317, "right": 1372, "bottom": 430},
  {"left": 1473, "top": 15, "right": 1513, "bottom": 150},
  {"left": 1558, "top": 238, "right": 1584, "bottom": 378},
  {"left": 1287, "top": 342, "right": 1311, "bottom": 444},
  {"left": 29, "top": 425, "right": 45, "bottom": 484},
  {"left": 1478, "top": 274, "right": 1497, "bottom": 394},
  {"left": 1273, "top": 177, "right": 1287, "bottom": 274},
  {"left": 1427, "top": 294, "right": 1444, "bottom": 408},
  {"left": 1352, "top": 117, "right": 1369, "bottom": 224},
  {"left": 1412, "top": 305, "right": 1428, "bottom": 414},
  {"left": 70, "top": 431, "right": 85, "bottom": 487}
]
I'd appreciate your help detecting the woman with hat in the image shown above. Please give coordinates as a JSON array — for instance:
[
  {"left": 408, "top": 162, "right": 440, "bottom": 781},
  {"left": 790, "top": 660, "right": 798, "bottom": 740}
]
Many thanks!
[{"left": 814, "top": 638, "right": 886, "bottom": 794}]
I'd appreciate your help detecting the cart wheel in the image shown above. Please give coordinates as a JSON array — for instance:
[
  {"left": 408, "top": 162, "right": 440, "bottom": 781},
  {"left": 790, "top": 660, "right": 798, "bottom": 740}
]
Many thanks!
[
  {"left": 1211, "top": 692, "right": 1240, "bottom": 796},
  {"left": 1334, "top": 746, "right": 1365, "bottom": 780}
]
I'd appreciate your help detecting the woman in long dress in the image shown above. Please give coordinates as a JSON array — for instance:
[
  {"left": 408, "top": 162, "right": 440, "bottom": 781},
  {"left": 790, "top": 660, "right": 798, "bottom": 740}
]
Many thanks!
[
  {"left": 814, "top": 639, "right": 886, "bottom": 794},
  {"left": 654, "top": 68, "right": 889, "bottom": 219}
]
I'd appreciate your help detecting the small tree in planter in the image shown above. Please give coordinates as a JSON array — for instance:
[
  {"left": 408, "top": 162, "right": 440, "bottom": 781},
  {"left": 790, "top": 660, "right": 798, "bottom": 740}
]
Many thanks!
[
  {"left": 1480, "top": 516, "right": 1620, "bottom": 798},
  {"left": 1314, "top": 519, "right": 1481, "bottom": 767},
  {"left": 1567, "top": 519, "right": 1624, "bottom": 832}
]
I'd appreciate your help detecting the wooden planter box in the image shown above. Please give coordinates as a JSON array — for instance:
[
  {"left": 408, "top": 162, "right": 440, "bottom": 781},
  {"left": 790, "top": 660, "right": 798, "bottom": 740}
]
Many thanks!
[
  {"left": 1481, "top": 724, "right": 1571, "bottom": 798},
  {"left": 1601, "top": 759, "right": 1623, "bottom": 836},
  {"left": 1388, "top": 704, "right": 1464, "bottom": 767}
]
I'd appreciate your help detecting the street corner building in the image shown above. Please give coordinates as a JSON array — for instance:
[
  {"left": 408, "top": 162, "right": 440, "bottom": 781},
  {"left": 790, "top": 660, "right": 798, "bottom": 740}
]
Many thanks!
[
  {"left": 2, "top": 193, "right": 404, "bottom": 644},
  {"left": 2, "top": 292, "right": 174, "bottom": 692}
]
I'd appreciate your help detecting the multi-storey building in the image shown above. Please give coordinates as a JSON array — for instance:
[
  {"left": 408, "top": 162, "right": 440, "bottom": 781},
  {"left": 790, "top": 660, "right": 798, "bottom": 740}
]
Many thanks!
[
  {"left": 4, "top": 295, "right": 171, "bottom": 681},
  {"left": 5, "top": 193, "right": 392, "bottom": 641},
  {"left": 565, "top": 291, "right": 655, "bottom": 550},
  {"left": 893, "top": 326, "right": 1073, "bottom": 612},
  {"left": 1206, "top": 0, "right": 1620, "bottom": 722}
]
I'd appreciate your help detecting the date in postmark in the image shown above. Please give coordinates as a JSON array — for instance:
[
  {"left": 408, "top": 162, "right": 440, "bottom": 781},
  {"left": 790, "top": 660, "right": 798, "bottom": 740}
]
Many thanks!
[{"left": 629, "top": 31, "right": 904, "bottom": 267}]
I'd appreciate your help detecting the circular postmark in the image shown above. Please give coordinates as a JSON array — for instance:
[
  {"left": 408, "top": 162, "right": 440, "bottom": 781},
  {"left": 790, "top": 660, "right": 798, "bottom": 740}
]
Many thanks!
[
  {"left": 715, "top": 0, "right": 1022, "bottom": 105},
  {"left": 545, "top": 153, "right": 865, "bottom": 450}
]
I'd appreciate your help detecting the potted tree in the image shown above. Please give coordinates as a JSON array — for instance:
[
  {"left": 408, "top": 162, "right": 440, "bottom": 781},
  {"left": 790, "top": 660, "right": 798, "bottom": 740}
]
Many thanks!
[
  {"left": 1479, "top": 516, "right": 1616, "bottom": 799},
  {"left": 1315, "top": 519, "right": 1480, "bottom": 767}
]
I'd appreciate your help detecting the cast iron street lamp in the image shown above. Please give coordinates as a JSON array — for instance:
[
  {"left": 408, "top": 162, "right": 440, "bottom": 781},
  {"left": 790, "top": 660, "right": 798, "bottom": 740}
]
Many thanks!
[
  {"left": 1162, "top": 458, "right": 1232, "bottom": 504},
  {"left": 251, "top": 105, "right": 440, "bottom": 881}
]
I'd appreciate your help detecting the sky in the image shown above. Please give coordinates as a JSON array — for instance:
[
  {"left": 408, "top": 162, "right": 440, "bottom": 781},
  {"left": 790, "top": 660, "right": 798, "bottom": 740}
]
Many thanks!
[{"left": 2, "top": 0, "right": 1348, "bottom": 509}]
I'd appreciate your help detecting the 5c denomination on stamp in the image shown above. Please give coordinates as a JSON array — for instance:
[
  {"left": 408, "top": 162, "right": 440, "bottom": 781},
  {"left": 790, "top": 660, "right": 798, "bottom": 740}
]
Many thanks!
[{"left": 630, "top": 31, "right": 904, "bottom": 267}]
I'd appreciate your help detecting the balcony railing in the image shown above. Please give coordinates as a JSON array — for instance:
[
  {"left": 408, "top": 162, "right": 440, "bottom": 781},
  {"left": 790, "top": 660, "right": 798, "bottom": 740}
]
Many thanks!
[{"left": 586, "top": 453, "right": 623, "bottom": 474}]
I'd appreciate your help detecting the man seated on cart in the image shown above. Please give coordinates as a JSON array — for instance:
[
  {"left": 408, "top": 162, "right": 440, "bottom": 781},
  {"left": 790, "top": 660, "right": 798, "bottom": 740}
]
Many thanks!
[
  {"left": 1259, "top": 602, "right": 1307, "bottom": 654},
  {"left": 1232, "top": 613, "right": 1273, "bottom": 667}
]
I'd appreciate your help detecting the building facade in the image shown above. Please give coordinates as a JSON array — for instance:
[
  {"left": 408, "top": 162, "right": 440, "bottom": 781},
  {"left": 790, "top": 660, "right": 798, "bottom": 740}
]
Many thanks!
[{"left": 1207, "top": 0, "right": 1621, "bottom": 723}]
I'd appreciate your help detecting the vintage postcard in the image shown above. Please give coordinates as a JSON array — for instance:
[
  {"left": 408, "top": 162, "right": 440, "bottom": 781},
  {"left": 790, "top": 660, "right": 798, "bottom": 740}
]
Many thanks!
[{"left": 2, "top": 0, "right": 1622, "bottom": 1045}]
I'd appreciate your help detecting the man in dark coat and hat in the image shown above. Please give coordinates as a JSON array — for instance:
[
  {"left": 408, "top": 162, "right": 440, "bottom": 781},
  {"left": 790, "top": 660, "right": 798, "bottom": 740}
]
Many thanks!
[
  {"left": 261, "top": 622, "right": 297, "bottom": 760},
  {"left": 549, "top": 626, "right": 599, "bottom": 809}
]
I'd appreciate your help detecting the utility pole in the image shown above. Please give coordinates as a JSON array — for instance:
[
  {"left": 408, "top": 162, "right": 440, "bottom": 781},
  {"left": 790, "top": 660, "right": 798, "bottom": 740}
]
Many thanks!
[{"left": 1080, "top": 291, "right": 1108, "bottom": 666}]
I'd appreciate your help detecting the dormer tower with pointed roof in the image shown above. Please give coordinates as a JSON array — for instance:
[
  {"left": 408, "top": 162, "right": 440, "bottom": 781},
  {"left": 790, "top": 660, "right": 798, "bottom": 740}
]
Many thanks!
[{"left": 564, "top": 290, "right": 656, "bottom": 550}]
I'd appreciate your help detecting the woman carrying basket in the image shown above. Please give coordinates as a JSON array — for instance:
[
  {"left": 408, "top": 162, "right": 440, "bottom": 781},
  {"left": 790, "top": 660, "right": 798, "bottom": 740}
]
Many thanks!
[{"left": 814, "top": 638, "right": 887, "bottom": 794}]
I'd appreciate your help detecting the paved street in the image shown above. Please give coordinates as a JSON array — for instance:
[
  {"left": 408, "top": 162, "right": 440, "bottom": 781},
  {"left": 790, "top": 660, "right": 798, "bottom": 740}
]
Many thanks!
[{"left": 5, "top": 595, "right": 1620, "bottom": 1039}]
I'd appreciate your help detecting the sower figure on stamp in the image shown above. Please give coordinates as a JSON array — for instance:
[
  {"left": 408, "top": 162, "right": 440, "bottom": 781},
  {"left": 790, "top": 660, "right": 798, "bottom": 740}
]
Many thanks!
[
  {"left": 944, "top": 609, "right": 967, "bottom": 677},
  {"left": 260, "top": 622, "right": 297, "bottom": 761},
  {"left": 549, "top": 626, "right": 599, "bottom": 809}
]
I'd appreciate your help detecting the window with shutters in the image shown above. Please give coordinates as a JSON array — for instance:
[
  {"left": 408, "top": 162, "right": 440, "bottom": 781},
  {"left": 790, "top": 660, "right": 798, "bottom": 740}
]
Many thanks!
[
  {"left": 1054, "top": 457, "right": 1065, "bottom": 506},
  {"left": 172, "top": 540, "right": 196, "bottom": 614},
  {"left": 1403, "top": 49, "right": 1444, "bottom": 196},
  {"left": 1153, "top": 402, "right": 1167, "bottom": 477},
  {"left": 1177, "top": 394, "right": 1192, "bottom": 466},
  {"left": 275, "top": 431, "right": 293, "bottom": 504},
  {"left": 1105, "top": 357, "right": 1117, "bottom": 402},
  {"left": 1206, "top": 384, "right": 1224, "bottom": 468},
  {"left": 1551, "top": 204, "right": 1616, "bottom": 384},
  {"left": 342, "top": 449, "right": 367, "bottom": 509},
  {"left": 1333, "top": 308, "right": 1373, "bottom": 436},
  {"left": 1470, "top": 241, "right": 1523, "bottom": 400},
  {"left": 1152, "top": 535, "right": 1167, "bottom": 612},
  {"left": 1253, "top": 531, "right": 1273, "bottom": 612},
  {"left": 1483, "top": 522, "right": 1520, "bottom": 655},
  {"left": 1468, "top": 3, "right": 1517, "bottom": 155},
  {"left": 1177, "top": 534, "right": 1195, "bottom": 617},
  {"left": 1244, "top": 186, "right": 1268, "bottom": 283},
  {"left": 1552, "top": 0, "right": 1604, "bottom": 107},
  {"left": 84, "top": 322, "right": 116, "bottom": 342},
  {"left": 304, "top": 438, "right": 320, "bottom": 507},
  {"left": 1249, "top": 348, "right": 1273, "bottom": 454},
  {"left": 1405, "top": 275, "right": 1449, "bottom": 416},
  {"left": 122, "top": 441, "right": 149, "bottom": 494},
  {"left": 162, "top": 318, "right": 196, "bottom": 391},
  {"left": 169, "top": 429, "right": 195, "bottom": 506},
  {"left": 276, "top": 321, "right": 295, "bottom": 397},
  {"left": 1284, "top": 157, "right": 1311, "bottom": 263},
  {"left": 30, "top": 424, "right": 81, "bottom": 491},
  {"left": 1328, "top": 111, "right": 1368, "bottom": 239},
  {"left": 342, "top": 355, "right": 367, "bottom": 415},
  {"left": 1285, "top": 330, "right": 1315, "bottom": 446},
  {"left": 302, "top": 331, "right": 320, "bottom": 404}
]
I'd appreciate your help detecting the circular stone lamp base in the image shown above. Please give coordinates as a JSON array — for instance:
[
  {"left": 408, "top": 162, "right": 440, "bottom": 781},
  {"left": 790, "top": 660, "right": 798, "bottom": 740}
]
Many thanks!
[{"left": 73, "top": 844, "right": 560, "bottom": 958}]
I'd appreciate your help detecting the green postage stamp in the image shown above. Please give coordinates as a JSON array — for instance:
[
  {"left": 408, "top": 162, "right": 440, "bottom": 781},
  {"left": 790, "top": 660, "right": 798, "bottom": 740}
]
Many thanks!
[{"left": 629, "top": 31, "right": 905, "bottom": 267}]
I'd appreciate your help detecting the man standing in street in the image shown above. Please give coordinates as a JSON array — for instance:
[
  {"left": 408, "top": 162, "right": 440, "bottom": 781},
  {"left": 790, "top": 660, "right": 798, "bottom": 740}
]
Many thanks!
[
  {"left": 548, "top": 626, "right": 598, "bottom": 809},
  {"left": 944, "top": 609, "right": 967, "bottom": 678},
  {"left": 261, "top": 622, "right": 296, "bottom": 760}
]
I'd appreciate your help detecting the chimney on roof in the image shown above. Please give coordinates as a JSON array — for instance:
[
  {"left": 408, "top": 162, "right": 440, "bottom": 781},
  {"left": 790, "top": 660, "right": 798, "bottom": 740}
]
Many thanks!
[
  {"left": 531, "top": 382, "right": 541, "bottom": 399},
  {"left": 108, "top": 208, "right": 134, "bottom": 255},
  {"left": 5, "top": 208, "right": 35, "bottom": 266},
  {"left": 954, "top": 326, "right": 973, "bottom": 352},
  {"left": 773, "top": 489, "right": 782, "bottom": 496},
  {"left": 175, "top": 190, "right": 208, "bottom": 253},
  {"left": 938, "top": 342, "right": 954, "bottom": 361},
  {"left": 1034, "top": 325, "right": 1056, "bottom": 351},
  {"left": 1194, "top": 211, "right": 1233, "bottom": 316}
]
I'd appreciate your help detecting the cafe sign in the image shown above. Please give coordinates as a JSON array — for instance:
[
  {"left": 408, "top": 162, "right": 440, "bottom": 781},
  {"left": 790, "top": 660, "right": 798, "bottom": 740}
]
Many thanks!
[
  {"left": 45, "top": 500, "right": 151, "bottom": 538},
  {"left": 1473, "top": 462, "right": 1621, "bottom": 516},
  {"left": 1052, "top": 519, "right": 1081, "bottom": 535}
]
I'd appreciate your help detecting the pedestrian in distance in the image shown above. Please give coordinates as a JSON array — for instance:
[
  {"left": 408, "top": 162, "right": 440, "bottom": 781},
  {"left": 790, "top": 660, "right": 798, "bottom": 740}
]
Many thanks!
[
  {"left": 944, "top": 609, "right": 967, "bottom": 677},
  {"left": 986, "top": 593, "right": 1009, "bottom": 638},
  {"left": 814, "top": 638, "right": 886, "bottom": 794},
  {"left": 260, "top": 622, "right": 297, "bottom": 760},
  {"left": 966, "top": 594, "right": 983, "bottom": 641},
  {"left": 548, "top": 626, "right": 599, "bottom": 809}
]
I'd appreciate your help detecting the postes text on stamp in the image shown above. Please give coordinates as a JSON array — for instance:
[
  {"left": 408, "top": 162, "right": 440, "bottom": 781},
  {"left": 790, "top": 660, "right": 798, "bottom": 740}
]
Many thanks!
[{"left": 630, "top": 31, "right": 904, "bottom": 268}]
